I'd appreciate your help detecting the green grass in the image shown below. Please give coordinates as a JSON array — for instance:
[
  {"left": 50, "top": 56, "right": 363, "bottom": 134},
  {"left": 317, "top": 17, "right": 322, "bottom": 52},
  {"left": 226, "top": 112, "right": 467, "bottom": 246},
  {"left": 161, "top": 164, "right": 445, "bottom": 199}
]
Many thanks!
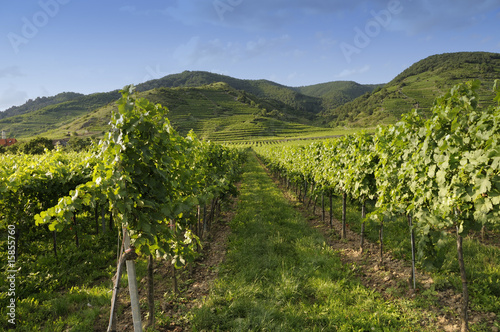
[
  {"left": 190, "top": 153, "right": 441, "bottom": 331},
  {"left": 0, "top": 222, "right": 118, "bottom": 331},
  {"left": 11, "top": 285, "right": 110, "bottom": 332}
]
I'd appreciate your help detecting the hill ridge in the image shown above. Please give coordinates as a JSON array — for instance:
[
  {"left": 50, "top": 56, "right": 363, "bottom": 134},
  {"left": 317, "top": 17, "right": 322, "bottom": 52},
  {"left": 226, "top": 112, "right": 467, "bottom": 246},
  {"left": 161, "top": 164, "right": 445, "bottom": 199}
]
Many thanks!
[
  {"left": 1, "top": 51, "right": 499, "bottom": 140},
  {"left": 322, "top": 51, "right": 500, "bottom": 127}
]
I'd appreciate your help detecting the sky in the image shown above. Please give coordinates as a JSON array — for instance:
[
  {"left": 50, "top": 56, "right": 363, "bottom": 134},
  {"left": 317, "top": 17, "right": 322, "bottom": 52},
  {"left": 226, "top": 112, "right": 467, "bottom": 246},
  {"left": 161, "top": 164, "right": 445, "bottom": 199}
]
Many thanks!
[{"left": 1, "top": 0, "right": 500, "bottom": 111}]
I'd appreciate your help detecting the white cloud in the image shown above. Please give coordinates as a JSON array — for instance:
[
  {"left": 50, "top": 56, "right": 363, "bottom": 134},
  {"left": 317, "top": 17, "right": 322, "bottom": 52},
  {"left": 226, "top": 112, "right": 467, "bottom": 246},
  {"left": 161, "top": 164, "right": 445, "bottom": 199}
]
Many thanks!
[
  {"left": 0, "top": 66, "right": 24, "bottom": 78},
  {"left": 0, "top": 85, "right": 28, "bottom": 111},
  {"left": 316, "top": 31, "right": 338, "bottom": 48},
  {"left": 336, "top": 65, "right": 370, "bottom": 78},
  {"left": 173, "top": 35, "right": 292, "bottom": 66}
]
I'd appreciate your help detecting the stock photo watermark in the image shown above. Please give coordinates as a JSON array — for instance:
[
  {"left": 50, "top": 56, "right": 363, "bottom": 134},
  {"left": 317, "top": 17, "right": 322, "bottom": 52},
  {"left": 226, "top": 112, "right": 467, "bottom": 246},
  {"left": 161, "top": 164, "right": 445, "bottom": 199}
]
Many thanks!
[
  {"left": 7, "top": 0, "right": 71, "bottom": 54},
  {"left": 143, "top": 65, "right": 169, "bottom": 82},
  {"left": 6, "top": 225, "right": 17, "bottom": 326},
  {"left": 213, "top": 0, "right": 243, "bottom": 21},
  {"left": 340, "top": 0, "right": 405, "bottom": 64}
]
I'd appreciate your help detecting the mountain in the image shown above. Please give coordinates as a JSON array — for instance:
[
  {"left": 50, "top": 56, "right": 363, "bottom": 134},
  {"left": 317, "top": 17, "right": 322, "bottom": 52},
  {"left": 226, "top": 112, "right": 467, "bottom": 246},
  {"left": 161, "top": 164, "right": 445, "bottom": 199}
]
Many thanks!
[
  {"left": 2, "top": 51, "right": 499, "bottom": 140},
  {"left": 323, "top": 52, "right": 500, "bottom": 127},
  {"left": 0, "top": 91, "right": 120, "bottom": 138},
  {"left": 293, "top": 81, "right": 383, "bottom": 112},
  {"left": 41, "top": 82, "right": 335, "bottom": 141},
  {"left": 0, "top": 92, "right": 84, "bottom": 120},
  {"left": 0, "top": 71, "right": 377, "bottom": 139},
  {"left": 137, "top": 70, "right": 324, "bottom": 116}
]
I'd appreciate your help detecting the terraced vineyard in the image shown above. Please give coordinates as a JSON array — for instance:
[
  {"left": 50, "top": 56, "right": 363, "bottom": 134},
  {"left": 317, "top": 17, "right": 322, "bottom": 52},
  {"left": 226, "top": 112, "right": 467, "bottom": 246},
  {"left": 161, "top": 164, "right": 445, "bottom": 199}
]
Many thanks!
[{"left": 39, "top": 83, "right": 336, "bottom": 142}]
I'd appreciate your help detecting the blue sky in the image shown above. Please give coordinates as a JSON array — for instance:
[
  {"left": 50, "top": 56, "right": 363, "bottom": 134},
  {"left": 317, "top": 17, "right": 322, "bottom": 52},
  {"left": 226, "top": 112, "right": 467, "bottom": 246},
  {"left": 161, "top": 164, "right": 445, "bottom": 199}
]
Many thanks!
[{"left": 1, "top": 0, "right": 500, "bottom": 111}]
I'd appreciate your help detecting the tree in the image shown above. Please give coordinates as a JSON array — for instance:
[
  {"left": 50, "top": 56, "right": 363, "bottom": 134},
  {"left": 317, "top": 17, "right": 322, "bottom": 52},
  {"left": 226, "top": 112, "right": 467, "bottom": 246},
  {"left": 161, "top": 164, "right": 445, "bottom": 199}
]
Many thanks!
[
  {"left": 66, "top": 137, "right": 91, "bottom": 152},
  {"left": 22, "top": 137, "right": 54, "bottom": 154}
]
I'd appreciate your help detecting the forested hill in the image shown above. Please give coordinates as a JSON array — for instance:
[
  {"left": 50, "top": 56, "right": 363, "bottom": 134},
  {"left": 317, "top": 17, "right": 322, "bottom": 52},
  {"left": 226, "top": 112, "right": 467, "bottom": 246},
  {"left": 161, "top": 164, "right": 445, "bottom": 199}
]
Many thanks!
[
  {"left": 37, "top": 83, "right": 337, "bottom": 141},
  {"left": 293, "top": 81, "right": 383, "bottom": 110},
  {"left": 137, "top": 71, "right": 324, "bottom": 115},
  {"left": 0, "top": 92, "right": 84, "bottom": 120},
  {"left": 390, "top": 52, "right": 500, "bottom": 84},
  {"left": 0, "top": 91, "right": 120, "bottom": 138},
  {"left": 1, "top": 51, "right": 499, "bottom": 139},
  {"left": 322, "top": 51, "right": 500, "bottom": 127}
]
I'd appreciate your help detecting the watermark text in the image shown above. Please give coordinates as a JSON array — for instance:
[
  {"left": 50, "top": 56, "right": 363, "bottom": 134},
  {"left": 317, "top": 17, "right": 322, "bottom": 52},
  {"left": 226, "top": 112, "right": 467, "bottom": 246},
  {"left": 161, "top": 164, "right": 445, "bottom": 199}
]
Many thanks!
[
  {"left": 7, "top": 0, "right": 71, "bottom": 54},
  {"left": 6, "top": 225, "right": 16, "bottom": 325},
  {"left": 340, "top": 0, "right": 404, "bottom": 63},
  {"left": 213, "top": 0, "right": 243, "bottom": 21}
]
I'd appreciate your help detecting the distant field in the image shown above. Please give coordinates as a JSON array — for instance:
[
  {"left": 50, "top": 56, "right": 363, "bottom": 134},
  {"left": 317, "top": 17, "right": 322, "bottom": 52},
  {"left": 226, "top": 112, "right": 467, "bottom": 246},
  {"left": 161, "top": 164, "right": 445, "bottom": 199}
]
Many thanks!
[{"left": 224, "top": 128, "right": 373, "bottom": 147}]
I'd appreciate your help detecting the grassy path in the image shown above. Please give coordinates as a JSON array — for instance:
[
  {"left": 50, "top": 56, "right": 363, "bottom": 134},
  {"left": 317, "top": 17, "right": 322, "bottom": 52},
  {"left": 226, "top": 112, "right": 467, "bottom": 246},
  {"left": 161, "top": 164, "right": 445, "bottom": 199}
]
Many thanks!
[{"left": 191, "top": 153, "right": 436, "bottom": 331}]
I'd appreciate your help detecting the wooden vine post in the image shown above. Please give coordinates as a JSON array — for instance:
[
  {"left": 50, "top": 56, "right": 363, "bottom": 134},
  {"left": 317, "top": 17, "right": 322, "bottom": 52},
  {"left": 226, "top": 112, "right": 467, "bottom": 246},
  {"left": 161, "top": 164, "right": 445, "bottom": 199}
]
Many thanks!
[
  {"left": 107, "top": 228, "right": 140, "bottom": 332},
  {"left": 123, "top": 229, "right": 142, "bottom": 331},
  {"left": 407, "top": 214, "right": 416, "bottom": 290}
]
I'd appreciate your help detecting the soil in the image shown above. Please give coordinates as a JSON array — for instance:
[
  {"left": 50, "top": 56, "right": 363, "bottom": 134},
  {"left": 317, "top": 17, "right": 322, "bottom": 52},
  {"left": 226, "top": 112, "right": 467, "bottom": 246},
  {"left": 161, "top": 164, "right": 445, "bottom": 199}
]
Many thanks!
[{"left": 467, "top": 228, "right": 500, "bottom": 250}]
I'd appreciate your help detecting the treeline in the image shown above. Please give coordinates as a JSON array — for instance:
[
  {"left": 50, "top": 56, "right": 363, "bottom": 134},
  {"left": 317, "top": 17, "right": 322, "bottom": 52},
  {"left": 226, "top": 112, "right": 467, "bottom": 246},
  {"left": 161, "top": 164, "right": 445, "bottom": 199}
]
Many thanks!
[{"left": 0, "top": 136, "right": 95, "bottom": 154}]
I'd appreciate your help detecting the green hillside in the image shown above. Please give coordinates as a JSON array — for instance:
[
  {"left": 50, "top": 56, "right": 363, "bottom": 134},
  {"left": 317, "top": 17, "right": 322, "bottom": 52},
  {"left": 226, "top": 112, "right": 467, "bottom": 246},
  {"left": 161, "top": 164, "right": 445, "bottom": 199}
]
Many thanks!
[
  {"left": 1, "top": 71, "right": 368, "bottom": 141},
  {"left": 0, "top": 91, "right": 120, "bottom": 138},
  {"left": 0, "top": 92, "right": 84, "bottom": 121},
  {"left": 42, "top": 83, "right": 336, "bottom": 141},
  {"left": 294, "top": 81, "right": 383, "bottom": 111},
  {"left": 0, "top": 72, "right": 333, "bottom": 140},
  {"left": 137, "top": 71, "right": 324, "bottom": 116},
  {"left": 323, "top": 52, "right": 500, "bottom": 127},
  {"left": 2, "top": 52, "right": 499, "bottom": 140}
]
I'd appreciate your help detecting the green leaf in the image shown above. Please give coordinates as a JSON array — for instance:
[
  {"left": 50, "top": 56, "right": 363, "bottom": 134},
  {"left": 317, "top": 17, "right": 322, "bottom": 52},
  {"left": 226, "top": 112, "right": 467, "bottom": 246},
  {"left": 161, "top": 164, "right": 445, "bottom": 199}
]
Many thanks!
[{"left": 475, "top": 176, "right": 491, "bottom": 194}]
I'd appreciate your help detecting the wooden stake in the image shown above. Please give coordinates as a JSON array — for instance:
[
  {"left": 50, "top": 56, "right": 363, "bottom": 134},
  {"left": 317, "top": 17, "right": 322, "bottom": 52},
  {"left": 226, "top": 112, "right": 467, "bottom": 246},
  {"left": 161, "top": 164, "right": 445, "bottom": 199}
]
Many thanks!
[{"left": 124, "top": 229, "right": 142, "bottom": 332}]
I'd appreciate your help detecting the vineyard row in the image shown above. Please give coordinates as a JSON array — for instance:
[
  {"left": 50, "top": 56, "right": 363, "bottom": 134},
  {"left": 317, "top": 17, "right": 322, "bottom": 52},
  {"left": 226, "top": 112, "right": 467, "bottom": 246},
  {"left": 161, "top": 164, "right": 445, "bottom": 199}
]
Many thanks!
[{"left": 254, "top": 79, "right": 500, "bottom": 332}]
